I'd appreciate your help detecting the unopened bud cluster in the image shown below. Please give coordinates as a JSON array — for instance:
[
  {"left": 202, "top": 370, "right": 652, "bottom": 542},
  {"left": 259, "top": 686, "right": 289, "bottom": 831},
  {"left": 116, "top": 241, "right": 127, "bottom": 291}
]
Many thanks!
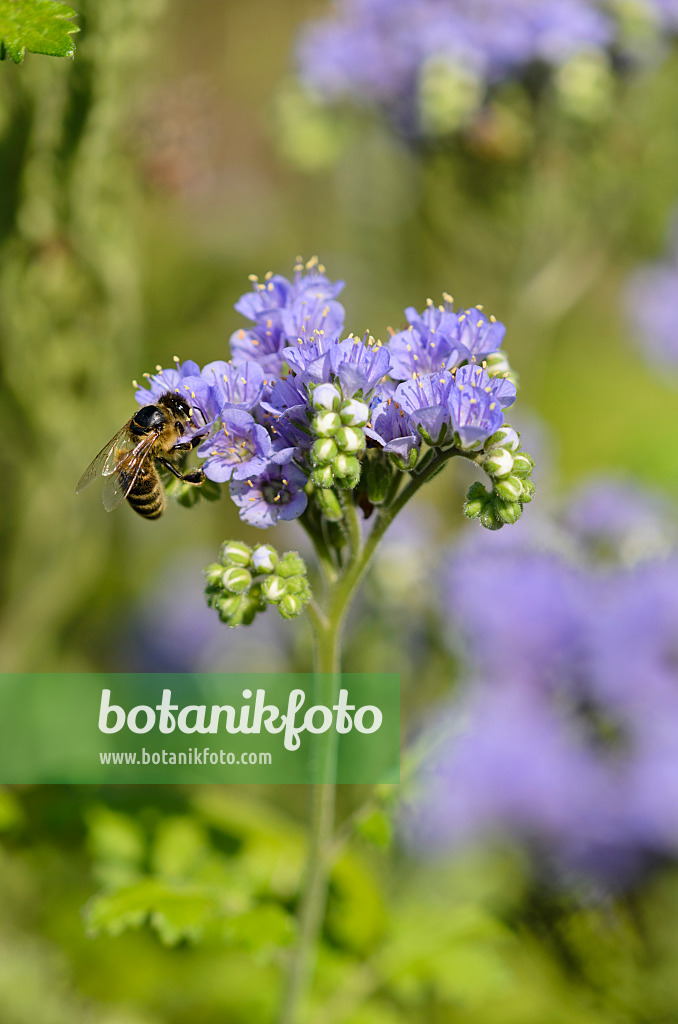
[
  {"left": 309, "top": 383, "right": 368, "bottom": 518},
  {"left": 205, "top": 541, "right": 311, "bottom": 626},
  {"left": 463, "top": 424, "right": 535, "bottom": 530}
]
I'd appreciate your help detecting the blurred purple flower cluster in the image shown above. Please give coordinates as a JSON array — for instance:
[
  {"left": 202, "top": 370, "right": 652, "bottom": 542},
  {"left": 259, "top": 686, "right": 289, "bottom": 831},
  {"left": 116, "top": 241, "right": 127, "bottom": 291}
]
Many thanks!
[
  {"left": 627, "top": 214, "right": 678, "bottom": 368},
  {"left": 296, "top": 0, "right": 676, "bottom": 136},
  {"left": 135, "top": 259, "right": 516, "bottom": 528},
  {"left": 405, "top": 479, "right": 678, "bottom": 884}
]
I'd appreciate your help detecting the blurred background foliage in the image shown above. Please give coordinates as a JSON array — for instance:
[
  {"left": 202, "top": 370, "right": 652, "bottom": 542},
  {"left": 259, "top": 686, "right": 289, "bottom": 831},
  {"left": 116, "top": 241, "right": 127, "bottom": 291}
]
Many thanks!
[{"left": 3, "top": 0, "right": 678, "bottom": 1021}]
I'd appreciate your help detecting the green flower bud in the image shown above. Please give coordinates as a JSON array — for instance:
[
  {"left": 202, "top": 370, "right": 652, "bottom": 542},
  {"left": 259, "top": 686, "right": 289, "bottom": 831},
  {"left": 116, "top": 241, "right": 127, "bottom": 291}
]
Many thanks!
[
  {"left": 485, "top": 352, "right": 512, "bottom": 377},
  {"left": 277, "top": 552, "right": 307, "bottom": 578},
  {"left": 335, "top": 426, "right": 366, "bottom": 453},
  {"left": 252, "top": 544, "right": 278, "bottom": 573},
  {"left": 480, "top": 506, "right": 504, "bottom": 531},
  {"left": 511, "top": 452, "right": 534, "bottom": 478},
  {"left": 204, "top": 562, "right": 224, "bottom": 585},
  {"left": 464, "top": 481, "right": 491, "bottom": 519},
  {"left": 484, "top": 424, "right": 520, "bottom": 453},
  {"left": 493, "top": 497, "right": 523, "bottom": 525},
  {"left": 312, "top": 465, "right": 335, "bottom": 488},
  {"left": 312, "top": 437, "right": 339, "bottom": 464},
  {"left": 221, "top": 566, "right": 253, "bottom": 594},
  {"left": 339, "top": 399, "right": 369, "bottom": 427},
  {"left": 333, "top": 454, "right": 361, "bottom": 489},
  {"left": 483, "top": 447, "right": 514, "bottom": 478},
  {"left": 363, "top": 454, "right": 395, "bottom": 505},
  {"left": 286, "top": 575, "right": 310, "bottom": 597},
  {"left": 261, "top": 575, "right": 287, "bottom": 603},
  {"left": 239, "top": 596, "right": 260, "bottom": 627},
  {"left": 220, "top": 541, "right": 252, "bottom": 567},
  {"left": 311, "top": 383, "right": 342, "bottom": 411},
  {"left": 317, "top": 487, "right": 343, "bottom": 521},
  {"left": 493, "top": 474, "right": 523, "bottom": 502},
  {"left": 279, "top": 594, "right": 306, "bottom": 619},
  {"left": 520, "top": 479, "right": 536, "bottom": 503},
  {"left": 313, "top": 411, "right": 342, "bottom": 437},
  {"left": 215, "top": 594, "right": 244, "bottom": 623}
]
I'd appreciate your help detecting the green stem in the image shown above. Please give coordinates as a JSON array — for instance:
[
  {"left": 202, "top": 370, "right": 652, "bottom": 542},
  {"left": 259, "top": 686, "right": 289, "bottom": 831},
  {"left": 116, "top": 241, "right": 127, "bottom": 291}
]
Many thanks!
[{"left": 279, "top": 448, "right": 469, "bottom": 1023}]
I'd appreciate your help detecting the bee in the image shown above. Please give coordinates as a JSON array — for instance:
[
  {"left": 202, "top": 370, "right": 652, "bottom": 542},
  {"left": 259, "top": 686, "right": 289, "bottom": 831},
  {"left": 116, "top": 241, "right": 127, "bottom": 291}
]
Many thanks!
[{"left": 76, "top": 392, "right": 205, "bottom": 519}]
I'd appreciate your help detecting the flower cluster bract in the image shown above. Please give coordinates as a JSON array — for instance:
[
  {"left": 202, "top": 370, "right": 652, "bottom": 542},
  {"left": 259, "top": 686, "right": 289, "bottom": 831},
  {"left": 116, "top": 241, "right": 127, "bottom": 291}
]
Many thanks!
[{"left": 134, "top": 258, "right": 530, "bottom": 531}]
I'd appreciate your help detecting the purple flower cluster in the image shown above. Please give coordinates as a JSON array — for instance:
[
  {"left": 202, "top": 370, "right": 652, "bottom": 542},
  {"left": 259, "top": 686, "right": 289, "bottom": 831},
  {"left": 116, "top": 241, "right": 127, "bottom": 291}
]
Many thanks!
[
  {"left": 627, "top": 214, "right": 678, "bottom": 368},
  {"left": 297, "top": 0, "right": 614, "bottom": 132},
  {"left": 135, "top": 261, "right": 516, "bottom": 528},
  {"left": 405, "top": 480, "right": 678, "bottom": 884}
]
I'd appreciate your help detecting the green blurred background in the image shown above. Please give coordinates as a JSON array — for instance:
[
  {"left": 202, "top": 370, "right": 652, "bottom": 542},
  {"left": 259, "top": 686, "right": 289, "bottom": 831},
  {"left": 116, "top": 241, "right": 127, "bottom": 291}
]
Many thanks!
[{"left": 2, "top": 1, "right": 678, "bottom": 1021}]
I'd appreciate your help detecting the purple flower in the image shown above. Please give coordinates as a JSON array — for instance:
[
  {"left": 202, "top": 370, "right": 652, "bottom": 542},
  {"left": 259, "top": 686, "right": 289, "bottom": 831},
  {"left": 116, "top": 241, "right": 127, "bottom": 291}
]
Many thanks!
[
  {"left": 229, "top": 322, "right": 289, "bottom": 378},
  {"left": 627, "top": 255, "right": 678, "bottom": 368},
  {"left": 283, "top": 335, "right": 335, "bottom": 385},
  {"left": 443, "top": 539, "right": 592, "bottom": 688},
  {"left": 453, "top": 307, "right": 506, "bottom": 359},
  {"left": 454, "top": 362, "right": 516, "bottom": 408},
  {"left": 201, "top": 360, "right": 265, "bottom": 411},
  {"left": 281, "top": 295, "right": 345, "bottom": 346},
  {"left": 198, "top": 409, "right": 293, "bottom": 483},
  {"left": 404, "top": 682, "right": 610, "bottom": 854},
  {"left": 389, "top": 302, "right": 470, "bottom": 380},
  {"left": 234, "top": 260, "right": 344, "bottom": 325},
  {"left": 229, "top": 462, "right": 309, "bottom": 528},
  {"left": 230, "top": 258, "right": 346, "bottom": 377},
  {"left": 134, "top": 357, "right": 202, "bottom": 406},
  {"left": 564, "top": 477, "right": 675, "bottom": 564},
  {"left": 328, "top": 335, "right": 392, "bottom": 397},
  {"left": 448, "top": 370, "right": 505, "bottom": 448},
  {"left": 365, "top": 397, "right": 421, "bottom": 462},
  {"left": 394, "top": 371, "right": 455, "bottom": 445},
  {"left": 297, "top": 0, "right": 614, "bottom": 137}
]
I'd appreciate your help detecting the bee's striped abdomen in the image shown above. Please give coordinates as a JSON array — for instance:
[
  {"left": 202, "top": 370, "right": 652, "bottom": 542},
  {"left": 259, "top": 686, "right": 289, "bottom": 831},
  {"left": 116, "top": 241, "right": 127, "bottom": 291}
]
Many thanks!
[{"left": 125, "top": 463, "right": 166, "bottom": 520}]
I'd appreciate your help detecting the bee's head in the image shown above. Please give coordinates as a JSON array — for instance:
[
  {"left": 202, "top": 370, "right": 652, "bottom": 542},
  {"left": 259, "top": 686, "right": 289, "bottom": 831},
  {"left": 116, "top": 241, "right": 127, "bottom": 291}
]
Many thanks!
[{"left": 157, "top": 391, "right": 192, "bottom": 420}]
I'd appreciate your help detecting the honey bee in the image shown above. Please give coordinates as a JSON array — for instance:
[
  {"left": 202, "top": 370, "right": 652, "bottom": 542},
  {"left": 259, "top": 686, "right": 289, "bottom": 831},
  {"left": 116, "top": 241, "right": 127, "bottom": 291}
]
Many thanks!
[{"left": 76, "top": 392, "right": 204, "bottom": 519}]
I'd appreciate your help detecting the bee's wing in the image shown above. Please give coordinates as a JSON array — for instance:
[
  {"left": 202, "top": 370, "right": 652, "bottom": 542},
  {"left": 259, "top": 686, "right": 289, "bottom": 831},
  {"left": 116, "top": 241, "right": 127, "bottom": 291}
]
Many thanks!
[
  {"left": 100, "top": 432, "right": 159, "bottom": 512},
  {"left": 76, "top": 424, "right": 133, "bottom": 494}
]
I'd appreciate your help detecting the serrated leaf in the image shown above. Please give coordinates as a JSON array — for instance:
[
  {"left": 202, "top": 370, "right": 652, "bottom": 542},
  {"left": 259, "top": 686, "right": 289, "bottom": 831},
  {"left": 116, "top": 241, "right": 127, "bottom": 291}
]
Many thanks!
[
  {"left": 84, "top": 878, "right": 216, "bottom": 946},
  {"left": 0, "top": 0, "right": 79, "bottom": 64}
]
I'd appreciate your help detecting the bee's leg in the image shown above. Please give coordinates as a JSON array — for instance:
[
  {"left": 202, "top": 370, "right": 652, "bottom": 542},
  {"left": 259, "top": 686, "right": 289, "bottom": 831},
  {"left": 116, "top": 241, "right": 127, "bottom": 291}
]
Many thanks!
[
  {"left": 156, "top": 457, "right": 205, "bottom": 485},
  {"left": 172, "top": 433, "right": 204, "bottom": 452}
]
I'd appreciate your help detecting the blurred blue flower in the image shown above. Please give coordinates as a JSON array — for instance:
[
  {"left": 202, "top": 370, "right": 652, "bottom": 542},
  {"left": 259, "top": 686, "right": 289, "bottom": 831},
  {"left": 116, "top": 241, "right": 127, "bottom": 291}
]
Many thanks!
[
  {"left": 297, "top": 0, "right": 614, "bottom": 135},
  {"left": 406, "top": 481, "right": 678, "bottom": 883},
  {"left": 627, "top": 236, "right": 678, "bottom": 368}
]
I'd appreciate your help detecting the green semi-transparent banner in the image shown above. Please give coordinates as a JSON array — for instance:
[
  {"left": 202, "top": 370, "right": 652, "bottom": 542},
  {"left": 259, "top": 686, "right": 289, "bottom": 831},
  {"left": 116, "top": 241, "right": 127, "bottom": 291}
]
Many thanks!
[{"left": 0, "top": 673, "right": 399, "bottom": 784}]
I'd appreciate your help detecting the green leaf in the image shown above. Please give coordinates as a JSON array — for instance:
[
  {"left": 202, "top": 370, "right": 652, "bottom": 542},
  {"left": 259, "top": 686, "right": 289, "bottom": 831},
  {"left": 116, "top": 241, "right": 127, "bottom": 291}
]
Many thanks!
[
  {"left": 84, "top": 878, "right": 216, "bottom": 946},
  {"left": 0, "top": 0, "right": 79, "bottom": 64},
  {"left": 355, "top": 808, "right": 393, "bottom": 850}
]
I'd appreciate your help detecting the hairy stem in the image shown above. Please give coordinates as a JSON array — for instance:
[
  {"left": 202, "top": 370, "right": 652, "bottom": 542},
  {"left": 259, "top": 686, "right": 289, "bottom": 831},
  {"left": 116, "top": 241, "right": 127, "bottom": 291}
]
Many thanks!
[{"left": 279, "top": 447, "right": 468, "bottom": 1022}]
